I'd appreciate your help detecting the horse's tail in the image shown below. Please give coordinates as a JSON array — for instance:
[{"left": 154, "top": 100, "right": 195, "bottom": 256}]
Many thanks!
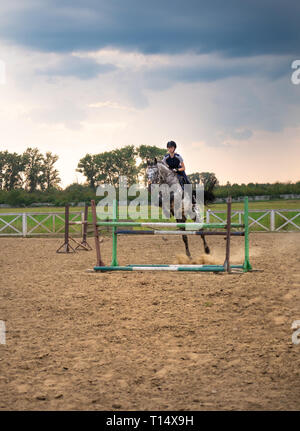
[
  {"left": 204, "top": 177, "right": 217, "bottom": 205},
  {"left": 204, "top": 190, "right": 215, "bottom": 205},
  {"left": 192, "top": 188, "right": 216, "bottom": 205}
]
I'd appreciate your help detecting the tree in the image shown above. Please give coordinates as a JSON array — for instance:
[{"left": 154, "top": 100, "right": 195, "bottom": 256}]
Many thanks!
[
  {"left": 189, "top": 172, "right": 219, "bottom": 188},
  {"left": 189, "top": 172, "right": 219, "bottom": 202},
  {"left": 77, "top": 146, "right": 139, "bottom": 188},
  {"left": 0, "top": 151, "right": 25, "bottom": 190},
  {"left": 40, "top": 152, "right": 61, "bottom": 190},
  {"left": 23, "top": 147, "right": 45, "bottom": 192},
  {"left": 76, "top": 154, "right": 98, "bottom": 190},
  {"left": 0, "top": 151, "right": 5, "bottom": 190},
  {"left": 136, "top": 145, "right": 166, "bottom": 184},
  {"left": 137, "top": 145, "right": 166, "bottom": 165},
  {"left": 110, "top": 146, "right": 139, "bottom": 185},
  {"left": 189, "top": 172, "right": 202, "bottom": 184}
]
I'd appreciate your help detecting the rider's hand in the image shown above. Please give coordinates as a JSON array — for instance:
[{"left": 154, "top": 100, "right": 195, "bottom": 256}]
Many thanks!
[{"left": 172, "top": 168, "right": 178, "bottom": 173}]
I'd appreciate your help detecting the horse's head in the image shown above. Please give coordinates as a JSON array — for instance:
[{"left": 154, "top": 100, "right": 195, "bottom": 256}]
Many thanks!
[{"left": 146, "top": 158, "right": 160, "bottom": 185}]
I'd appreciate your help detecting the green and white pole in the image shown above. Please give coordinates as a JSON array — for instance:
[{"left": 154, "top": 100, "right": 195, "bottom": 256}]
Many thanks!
[
  {"left": 94, "top": 264, "right": 245, "bottom": 272},
  {"left": 243, "top": 196, "right": 252, "bottom": 272},
  {"left": 96, "top": 221, "right": 243, "bottom": 229},
  {"left": 111, "top": 199, "right": 119, "bottom": 267}
]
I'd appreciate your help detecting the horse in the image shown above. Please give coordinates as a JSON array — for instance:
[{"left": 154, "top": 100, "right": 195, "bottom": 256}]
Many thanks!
[{"left": 146, "top": 158, "right": 216, "bottom": 258}]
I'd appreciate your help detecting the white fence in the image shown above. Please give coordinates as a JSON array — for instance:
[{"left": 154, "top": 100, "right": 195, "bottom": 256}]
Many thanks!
[
  {"left": 0, "top": 208, "right": 300, "bottom": 236},
  {"left": 207, "top": 209, "right": 300, "bottom": 232},
  {"left": 214, "top": 194, "right": 300, "bottom": 203},
  {"left": 0, "top": 211, "right": 83, "bottom": 237}
]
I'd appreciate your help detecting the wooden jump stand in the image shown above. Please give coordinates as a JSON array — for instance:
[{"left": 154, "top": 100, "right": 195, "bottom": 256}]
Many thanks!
[
  {"left": 56, "top": 203, "right": 92, "bottom": 253},
  {"left": 91, "top": 199, "right": 105, "bottom": 266}
]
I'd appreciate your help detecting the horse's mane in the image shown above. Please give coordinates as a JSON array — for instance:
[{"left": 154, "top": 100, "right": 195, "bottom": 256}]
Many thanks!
[
  {"left": 157, "top": 160, "right": 169, "bottom": 169},
  {"left": 157, "top": 160, "right": 179, "bottom": 181}
]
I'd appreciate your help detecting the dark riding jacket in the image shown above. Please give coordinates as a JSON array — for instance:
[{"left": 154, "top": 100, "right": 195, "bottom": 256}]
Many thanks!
[
  {"left": 162, "top": 153, "right": 190, "bottom": 185},
  {"left": 162, "top": 153, "right": 184, "bottom": 173}
]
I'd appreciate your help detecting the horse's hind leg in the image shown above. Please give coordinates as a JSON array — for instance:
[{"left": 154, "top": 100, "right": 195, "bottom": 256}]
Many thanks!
[
  {"left": 182, "top": 233, "right": 191, "bottom": 258},
  {"left": 176, "top": 216, "right": 191, "bottom": 259},
  {"left": 201, "top": 233, "right": 210, "bottom": 254}
]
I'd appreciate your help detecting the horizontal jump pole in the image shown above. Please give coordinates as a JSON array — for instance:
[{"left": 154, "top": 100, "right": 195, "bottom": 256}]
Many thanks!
[
  {"left": 96, "top": 221, "right": 244, "bottom": 229},
  {"left": 94, "top": 264, "right": 244, "bottom": 272},
  {"left": 116, "top": 229, "right": 245, "bottom": 236},
  {"left": 127, "top": 264, "right": 244, "bottom": 268}
]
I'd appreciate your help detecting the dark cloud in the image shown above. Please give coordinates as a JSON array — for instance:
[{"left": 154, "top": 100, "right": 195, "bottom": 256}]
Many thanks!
[
  {"left": 0, "top": 0, "right": 299, "bottom": 57},
  {"left": 142, "top": 56, "right": 290, "bottom": 90},
  {"left": 36, "top": 56, "right": 117, "bottom": 79}
]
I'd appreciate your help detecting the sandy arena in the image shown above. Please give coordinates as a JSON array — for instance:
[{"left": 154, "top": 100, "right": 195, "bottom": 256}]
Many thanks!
[{"left": 0, "top": 232, "right": 300, "bottom": 410}]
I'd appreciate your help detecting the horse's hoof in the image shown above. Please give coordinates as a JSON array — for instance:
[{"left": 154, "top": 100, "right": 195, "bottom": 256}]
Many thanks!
[{"left": 205, "top": 246, "right": 210, "bottom": 254}]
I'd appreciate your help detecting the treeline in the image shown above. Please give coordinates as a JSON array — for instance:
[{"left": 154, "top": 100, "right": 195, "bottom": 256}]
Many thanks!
[
  {"left": 76, "top": 145, "right": 167, "bottom": 187},
  {"left": 214, "top": 181, "right": 300, "bottom": 199},
  {"left": 0, "top": 148, "right": 60, "bottom": 192},
  {"left": 0, "top": 184, "right": 96, "bottom": 207},
  {"left": 1, "top": 180, "right": 299, "bottom": 207},
  {"left": 0, "top": 146, "right": 299, "bottom": 206}
]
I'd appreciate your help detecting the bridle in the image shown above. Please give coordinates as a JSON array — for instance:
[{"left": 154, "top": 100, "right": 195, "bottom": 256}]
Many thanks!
[{"left": 147, "top": 164, "right": 160, "bottom": 184}]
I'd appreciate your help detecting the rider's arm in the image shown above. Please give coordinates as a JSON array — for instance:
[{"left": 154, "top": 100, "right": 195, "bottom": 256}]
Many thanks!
[
  {"left": 175, "top": 154, "right": 185, "bottom": 172},
  {"left": 178, "top": 161, "right": 185, "bottom": 172}
]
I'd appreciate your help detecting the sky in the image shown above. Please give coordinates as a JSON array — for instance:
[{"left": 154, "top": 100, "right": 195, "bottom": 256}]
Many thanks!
[{"left": 0, "top": 0, "right": 299, "bottom": 187}]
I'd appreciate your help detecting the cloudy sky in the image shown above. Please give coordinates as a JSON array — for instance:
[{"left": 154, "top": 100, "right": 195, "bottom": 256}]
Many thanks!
[{"left": 0, "top": 0, "right": 299, "bottom": 186}]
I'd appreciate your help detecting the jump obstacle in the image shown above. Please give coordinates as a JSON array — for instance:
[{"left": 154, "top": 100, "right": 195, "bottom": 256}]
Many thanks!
[
  {"left": 91, "top": 197, "right": 252, "bottom": 273},
  {"left": 56, "top": 203, "right": 92, "bottom": 253}
]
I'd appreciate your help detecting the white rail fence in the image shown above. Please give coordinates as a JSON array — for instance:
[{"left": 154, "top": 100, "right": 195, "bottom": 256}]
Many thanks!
[
  {"left": 0, "top": 209, "right": 299, "bottom": 237},
  {"left": 0, "top": 211, "right": 83, "bottom": 237},
  {"left": 207, "top": 209, "right": 300, "bottom": 232}
]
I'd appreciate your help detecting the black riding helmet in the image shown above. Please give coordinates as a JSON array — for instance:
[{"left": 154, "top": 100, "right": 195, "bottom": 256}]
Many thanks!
[{"left": 167, "top": 141, "right": 176, "bottom": 149}]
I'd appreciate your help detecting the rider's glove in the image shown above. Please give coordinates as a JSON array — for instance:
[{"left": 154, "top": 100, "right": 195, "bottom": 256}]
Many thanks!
[{"left": 172, "top": 168, "right": 179, "bottom": 173}]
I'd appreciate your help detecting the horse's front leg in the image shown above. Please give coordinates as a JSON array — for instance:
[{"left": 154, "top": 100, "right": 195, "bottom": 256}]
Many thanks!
[{"left": 201, "top": 233, "right": 210, "bottom": 254}]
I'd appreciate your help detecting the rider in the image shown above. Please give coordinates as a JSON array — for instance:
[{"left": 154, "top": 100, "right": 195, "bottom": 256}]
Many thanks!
[{"left": 162, "top": 141, "right": 191, "bottom": 189}]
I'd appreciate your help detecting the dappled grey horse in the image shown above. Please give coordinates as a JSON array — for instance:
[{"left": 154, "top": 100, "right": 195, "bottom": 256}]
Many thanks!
[{"left": 146, "top": 158, "right": 213, "bottom": 258}]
